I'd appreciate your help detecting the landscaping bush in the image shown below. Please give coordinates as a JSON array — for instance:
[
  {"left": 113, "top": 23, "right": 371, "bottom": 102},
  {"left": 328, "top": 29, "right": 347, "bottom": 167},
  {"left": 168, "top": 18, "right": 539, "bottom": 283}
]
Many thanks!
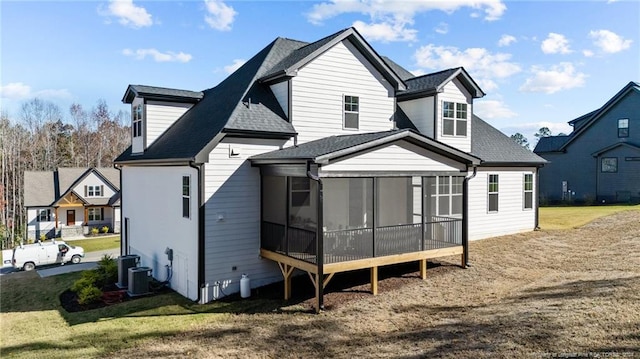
[
  {"left": 96, "top": 255, "right": 118, "bottom": 286},
  {"left": 77, "top": 285, "right": 102, "bottom": 305},
  {"left": 101, "top": 225, "right": 109, "bottom": 234},
  {"left": 90, "top": 227, "right": 99, "bottom": 235}
]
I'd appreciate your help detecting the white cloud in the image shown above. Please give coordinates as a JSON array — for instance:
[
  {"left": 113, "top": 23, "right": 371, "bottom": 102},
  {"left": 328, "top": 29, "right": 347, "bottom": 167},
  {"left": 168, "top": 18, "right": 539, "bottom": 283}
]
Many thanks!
[
  {"left": 204, "top": 0, "right": 237, "bottom": 31},
  {"left": 498, "top": 34, "right": 516, "bottom": 47},
  {"left": 307, "top": 0, "right": 506, "bottom": 42},
  {"left": 101, "top": 0, "right": 153, "bottom": 28},
  {"left": 541, "top": 33, "right": 572, "bottom": 54},
  {"left": 582, "top": 49, "right": 594, "bottom": 57},
  {"left": 503, "top": 121, "right": 573, "bottom": 140},
  {"left": 413, "top": 45, "right": 521, "bottom": 91},
  {"left": 122, "top": 48, "right": 192, "bottom": 63},
  {"left": 474, "top": 99, "right": 517, "bottom": 119},
  {"left": 435, "top": 22, "right": 448, "bottom": 35},
  {"left": 0, "top": 82, "right": 72, "bottom": 101},
  {"left": 0, "top": 82, "right": 31, "bottom": 99},
  {"left": 352, "top": 20, "right": 417, "bottom": 43},
  {"left": 589, "top": 29, "right": 632, "bottom": 54},
  {"left": 520, "top": 62, "right": 587, "bottom": 94},
  {"left": 224, "top": 59, "right": 246, "bottom": 74}
]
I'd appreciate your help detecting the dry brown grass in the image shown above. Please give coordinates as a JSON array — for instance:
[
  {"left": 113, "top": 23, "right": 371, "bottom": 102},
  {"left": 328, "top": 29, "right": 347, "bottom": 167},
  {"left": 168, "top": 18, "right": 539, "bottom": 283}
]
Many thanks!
[{"left": 109, "top": 211, "right": 640, "bottom": 358}]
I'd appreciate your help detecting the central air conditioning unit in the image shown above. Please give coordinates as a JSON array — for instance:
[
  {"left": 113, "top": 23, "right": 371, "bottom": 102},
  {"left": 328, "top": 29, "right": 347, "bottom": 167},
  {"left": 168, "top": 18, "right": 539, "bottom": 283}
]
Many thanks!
[
  {"left": 117, "top": 254, "right": 140, "bottom": 289},
  {"left": 128, "top": 267, "right": 152, "bottom": 297}
]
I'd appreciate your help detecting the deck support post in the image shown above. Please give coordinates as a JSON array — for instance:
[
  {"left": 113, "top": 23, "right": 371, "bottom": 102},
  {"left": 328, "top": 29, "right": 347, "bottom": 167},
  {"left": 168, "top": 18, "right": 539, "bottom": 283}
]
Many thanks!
[
  {"left": 370, "top": 266, "right": 378, "bottom": 295},
  {"left": 419, "top": 259, "right": 427, "bottom": 280},
  {"left": 277, "top": 262, "right": 295, "bottom": 300}
]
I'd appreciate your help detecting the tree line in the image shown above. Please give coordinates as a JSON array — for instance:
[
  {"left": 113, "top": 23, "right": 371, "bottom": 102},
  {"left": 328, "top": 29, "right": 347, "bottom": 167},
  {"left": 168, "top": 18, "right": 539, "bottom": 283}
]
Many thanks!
[
  {"left": 1, "top": 98, "right": 131, "bottom": 249},
  {"left": 510, "top": 127, "right": 566, "bottom": 150}
]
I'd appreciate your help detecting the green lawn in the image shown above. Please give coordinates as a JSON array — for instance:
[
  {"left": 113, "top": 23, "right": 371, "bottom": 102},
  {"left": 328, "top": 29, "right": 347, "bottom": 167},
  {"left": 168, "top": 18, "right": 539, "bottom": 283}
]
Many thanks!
[
  {"left": 64, "top": 235, "right": 121, "bottom": 253},
  {"left": 539, "top": 204, "right": 640, "bottom": 230}
]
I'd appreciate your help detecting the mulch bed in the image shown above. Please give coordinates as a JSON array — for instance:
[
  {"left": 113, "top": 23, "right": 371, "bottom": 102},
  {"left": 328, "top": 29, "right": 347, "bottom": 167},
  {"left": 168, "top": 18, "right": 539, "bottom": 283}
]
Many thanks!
[{"left": 60, "top": 282, "right": 173, "bottom": 313}]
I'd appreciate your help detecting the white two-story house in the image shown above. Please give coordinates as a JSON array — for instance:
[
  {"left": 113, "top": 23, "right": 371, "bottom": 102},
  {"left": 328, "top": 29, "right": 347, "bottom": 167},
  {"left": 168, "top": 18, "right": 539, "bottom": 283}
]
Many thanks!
[{"left": 115, "top": 28, "right": 545, "bottom": 310}]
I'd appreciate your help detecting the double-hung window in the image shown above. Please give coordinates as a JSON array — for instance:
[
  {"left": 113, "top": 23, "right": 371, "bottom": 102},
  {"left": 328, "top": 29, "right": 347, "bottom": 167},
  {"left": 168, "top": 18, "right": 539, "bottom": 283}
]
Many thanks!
[
  {"left": 37, "top": 209, "right": 51, "bottom": 222},
  {"left": 182, "top": 176, "right": 190, "bottom": 219},
  {"left": 488, "top": 174, "right": 499, "bottom": 212},
  {"left": 618, "top": 119, "right": 629, "bottom": 138},
  {"left": 86, "top": 185, "right": 102, "bottom": 197},
  {"left": 291, "top": 177, "right": 311, "bottom": 207},
  {"left": 523, "top": 174, "right": 533, "bottom": 210},
  {"left": 428, "top": 176, "right": 464, "bottom": 217},
  {"left": 344, "top": 95, "right": 359, "bottom": 129},
  {"left": 88, "top": 208, "right": 103, "bottom": 221},
  {"left": 132, "top": 104, "right": 143, "bottom": 138},
  {"left": 443, "top": 101, "right": 468, "bottom": 136}
]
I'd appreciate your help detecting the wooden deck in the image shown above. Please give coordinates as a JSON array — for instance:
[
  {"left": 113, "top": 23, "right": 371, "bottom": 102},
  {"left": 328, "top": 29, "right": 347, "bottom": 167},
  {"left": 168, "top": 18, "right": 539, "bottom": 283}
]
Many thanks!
[{"left": 260, "top": 244, "right": 464, "bottom": 312}]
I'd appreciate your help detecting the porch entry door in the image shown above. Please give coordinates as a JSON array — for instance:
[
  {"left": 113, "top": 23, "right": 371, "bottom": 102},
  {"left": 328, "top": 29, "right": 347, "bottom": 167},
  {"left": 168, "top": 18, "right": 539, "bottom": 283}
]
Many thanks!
[{"left": 67, "top": 210, "right": 75, "bottom": 226}]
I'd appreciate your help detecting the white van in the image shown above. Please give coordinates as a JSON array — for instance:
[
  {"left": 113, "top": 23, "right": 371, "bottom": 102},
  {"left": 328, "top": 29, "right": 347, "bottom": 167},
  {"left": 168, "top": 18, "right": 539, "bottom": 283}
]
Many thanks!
[{"left": 12, "top": 241, "right": 84, "bottom": 271}]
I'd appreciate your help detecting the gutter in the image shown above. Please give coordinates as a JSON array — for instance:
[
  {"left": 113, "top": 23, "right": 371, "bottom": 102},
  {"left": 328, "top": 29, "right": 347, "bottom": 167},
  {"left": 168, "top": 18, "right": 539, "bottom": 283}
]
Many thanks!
[
  {"left": 306, "top": 161, "right": 324, "bottom": 313},
  {"left": 462, "top": 165, "right": 478, "bottom": 268},
  {"left": 188, "top": 161, "right": 206, "bottom": 303}
]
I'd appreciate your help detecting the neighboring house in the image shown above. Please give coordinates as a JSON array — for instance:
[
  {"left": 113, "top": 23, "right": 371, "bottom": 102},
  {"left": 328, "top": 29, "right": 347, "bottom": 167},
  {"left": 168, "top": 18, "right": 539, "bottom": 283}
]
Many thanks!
[
  {"left": 115, "top": 28, "right": 546, "bottom": 309},
  {"left": 534, "top": 82, "right": 640, "bottom": 203},
  {"left": 24, "top": 167, "right": 121, "bottom": 240}
]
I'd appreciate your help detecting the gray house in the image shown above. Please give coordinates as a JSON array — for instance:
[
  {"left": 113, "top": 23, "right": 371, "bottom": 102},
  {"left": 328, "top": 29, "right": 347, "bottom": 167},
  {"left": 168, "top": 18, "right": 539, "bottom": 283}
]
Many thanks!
[{"left": 534, "top": 82, "right": 640, "bottom": 203}]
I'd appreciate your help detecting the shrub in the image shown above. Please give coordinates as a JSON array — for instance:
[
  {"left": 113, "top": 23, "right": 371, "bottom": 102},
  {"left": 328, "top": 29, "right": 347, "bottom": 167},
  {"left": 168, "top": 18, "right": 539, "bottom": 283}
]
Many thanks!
[
  {"left": 39, "top": 233, "right": 47, "bottom": 242},
  {"left": 96, "top": 255, "right": 118, "bottom": 286},
  {"left": 77, "top": 285, "right": 102, "bottom": 305},
  {"left": 101, "top": 226, "right": 109, "bottom": 234},
  {"left": 90, "top": 227, "right": 99, "bottom": 235}
]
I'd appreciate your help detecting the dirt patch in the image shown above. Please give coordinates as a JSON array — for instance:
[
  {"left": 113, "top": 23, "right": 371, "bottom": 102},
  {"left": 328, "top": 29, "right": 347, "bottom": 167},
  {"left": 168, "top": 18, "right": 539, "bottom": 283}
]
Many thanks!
[{"left": 111, "top": 211, "right": 640, "bottom": 358}]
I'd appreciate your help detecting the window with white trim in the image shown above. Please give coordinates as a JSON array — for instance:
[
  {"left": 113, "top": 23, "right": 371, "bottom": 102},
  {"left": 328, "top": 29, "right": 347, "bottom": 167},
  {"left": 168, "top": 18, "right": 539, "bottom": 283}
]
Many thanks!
[
  {"left": 523, "top": 174, "right": 533, "bottom": 210},
  {"left": 86, "top": 185, "right": 103, "bottom": 197},
  {"left": 488, "top": 174, "right": 499, "bottom": 212},
  {"left": 344, "top": 95, "right": 359, "bottom": 129},
  {"left": 37, "top": 209, "right": 51, "bottom": 222},
  {"left": 88, "top": 208, "right": 103, "bottom": 221},
  {"left": 182, "top": 176, "right": 190, "bottom": 219},
  {"left": 443, "top": 101, "right": 468, "bottom": 136},
  {"left": 618, "top": 118, "right": 629, "bottom": 138},
  {"left": 132, "top": 104, "right": 143, "bottom": 138},
  {"left": 427, "top": 176, "right": 464, "bottom": 217}
]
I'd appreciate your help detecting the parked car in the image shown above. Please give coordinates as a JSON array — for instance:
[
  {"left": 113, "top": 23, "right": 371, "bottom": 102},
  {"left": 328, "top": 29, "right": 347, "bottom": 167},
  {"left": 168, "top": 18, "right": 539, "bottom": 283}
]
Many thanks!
[{"left": 12, "top": 241, "right": 84, "bottom": 271}]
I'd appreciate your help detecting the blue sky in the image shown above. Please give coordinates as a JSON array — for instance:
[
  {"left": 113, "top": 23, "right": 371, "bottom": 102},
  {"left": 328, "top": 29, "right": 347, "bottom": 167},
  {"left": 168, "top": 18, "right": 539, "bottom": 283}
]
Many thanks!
[{"left": 1, "top": 0, "right": 638, "bottom": 142}]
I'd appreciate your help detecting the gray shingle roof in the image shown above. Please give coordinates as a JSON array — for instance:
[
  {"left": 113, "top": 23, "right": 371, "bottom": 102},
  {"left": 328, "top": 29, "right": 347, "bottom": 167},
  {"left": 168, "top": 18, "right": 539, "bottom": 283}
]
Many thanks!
[
  {"left": 471, "top": 116, "right": 547, "bottom": 165},
  {"left": 251, "top": 129, "right": 480, "bottom": 165},
  {"left": 23, "top": 168, "right": 121, "bottom": 207},
  {"left": 533, "top": 135, "right": 570, "bottom": 153},
  {"left": 123, "top": 85, "right": 203, "bottom": 104},
  {"left": 381, "top": 56, "right": 415, "bottom": 81}
]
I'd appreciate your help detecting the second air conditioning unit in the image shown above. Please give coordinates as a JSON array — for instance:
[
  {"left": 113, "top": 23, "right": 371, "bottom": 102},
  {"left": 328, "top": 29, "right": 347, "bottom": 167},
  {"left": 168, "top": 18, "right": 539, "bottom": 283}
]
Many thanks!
[{"left": 128, "top": 266, "right": 152, "bottom": 297}]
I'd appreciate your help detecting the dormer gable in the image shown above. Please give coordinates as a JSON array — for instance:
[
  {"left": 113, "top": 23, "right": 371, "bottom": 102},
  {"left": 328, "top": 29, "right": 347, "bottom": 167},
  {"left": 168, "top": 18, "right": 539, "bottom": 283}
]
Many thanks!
[
  {"left": 396, "top": 67, "right": 484, "bottom": 153},
  {"left": 122, "top": 85, "right": 203, "bottom": 154}
]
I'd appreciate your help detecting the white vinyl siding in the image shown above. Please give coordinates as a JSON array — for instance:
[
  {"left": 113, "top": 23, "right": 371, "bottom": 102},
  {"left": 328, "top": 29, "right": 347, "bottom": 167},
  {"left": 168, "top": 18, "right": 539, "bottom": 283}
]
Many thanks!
[
  {"left": 72, "top": 172, "right": 116, "bottom": 199},
  {"left": 468, "top": 167, "right": 537, "bottom": 240},
  {"left": 121, "top": 166, "right": 199, "bottom": 300},
  {"left": 291, "top": 40, "right": 395, "bottom": 143},
  {"left": 436, "top": 79, "right": 472, "bottom": 152},
  {"left": 270, "top": 81, "right": 289, "bottom": 118},
  {"left": 145, "top": 100, "right": 192, "bottom": 147},
  {"left": 398, "top": 97, "right": 435, "bottom": 138},
  {"left": 320, "top": 141, "right": 467, "bottom": 174},
  {"left": 203, "top": 138, "right": 287, "bottom": 300}
]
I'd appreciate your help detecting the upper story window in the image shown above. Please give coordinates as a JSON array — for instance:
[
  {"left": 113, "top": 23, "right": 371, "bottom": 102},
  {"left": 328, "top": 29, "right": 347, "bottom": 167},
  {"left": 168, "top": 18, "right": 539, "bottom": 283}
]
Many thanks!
[
  {"left": 344, "top": 95, "right": 359, "bottom": 130},
  {"left": 86, "top": 185, "right": 103, "bottom": 197},
  {"left": 132, "top": 104, "right": 143, "bottom": 138},
  {"left": 443, "top": 101, "right": 468, "bottom": 137},
  {"left": 618, "top": 118, "right": 629, "bottom": 138}
]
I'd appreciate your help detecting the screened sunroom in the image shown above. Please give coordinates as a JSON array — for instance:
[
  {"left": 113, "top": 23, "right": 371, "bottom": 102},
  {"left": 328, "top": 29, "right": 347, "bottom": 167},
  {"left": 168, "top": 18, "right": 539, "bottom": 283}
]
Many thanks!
[{"left": 250, "top": 130, "right": 480, "bottom": 311}]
